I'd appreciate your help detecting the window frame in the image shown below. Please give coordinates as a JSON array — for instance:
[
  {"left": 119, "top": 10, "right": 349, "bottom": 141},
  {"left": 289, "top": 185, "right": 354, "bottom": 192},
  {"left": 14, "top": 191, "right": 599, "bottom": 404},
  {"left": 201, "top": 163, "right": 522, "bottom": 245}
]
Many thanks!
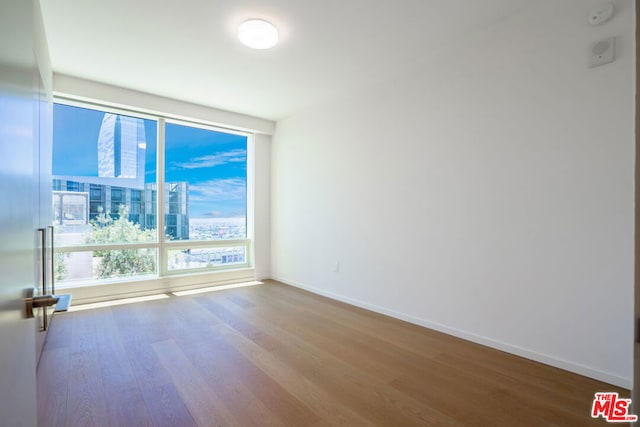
[{"left": 52, "top": 97, "right": 254, "bottom": 287}]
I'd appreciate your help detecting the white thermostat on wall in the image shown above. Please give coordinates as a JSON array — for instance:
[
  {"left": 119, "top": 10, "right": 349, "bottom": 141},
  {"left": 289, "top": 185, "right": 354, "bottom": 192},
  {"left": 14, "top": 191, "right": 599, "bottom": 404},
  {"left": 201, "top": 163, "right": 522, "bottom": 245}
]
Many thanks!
[
  {"left": 588, "top": 3, "right": 614, "bottom": 26},
  {"left": 588, "top": 37, "right": 615, "bottom": 68}
]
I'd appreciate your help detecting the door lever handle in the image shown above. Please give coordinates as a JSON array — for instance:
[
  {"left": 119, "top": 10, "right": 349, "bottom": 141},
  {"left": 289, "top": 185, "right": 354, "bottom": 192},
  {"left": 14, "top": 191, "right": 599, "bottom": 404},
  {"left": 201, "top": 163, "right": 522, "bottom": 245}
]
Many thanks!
[{"left": 25, "top": 293, "right": 59, "bottom": 319}]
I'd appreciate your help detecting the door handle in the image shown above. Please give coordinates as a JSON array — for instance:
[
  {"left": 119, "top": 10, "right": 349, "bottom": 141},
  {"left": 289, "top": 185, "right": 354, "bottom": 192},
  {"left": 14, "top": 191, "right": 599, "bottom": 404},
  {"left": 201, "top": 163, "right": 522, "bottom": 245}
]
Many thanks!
[
  {"left": 38, "top": 228, "right": 46, "bottom": 294},
  {"left": 48, "top": 225, "right": 55, "bottom": 295},
  {"left": 25, "top": 288, "right": 59, "bottom": 320}
]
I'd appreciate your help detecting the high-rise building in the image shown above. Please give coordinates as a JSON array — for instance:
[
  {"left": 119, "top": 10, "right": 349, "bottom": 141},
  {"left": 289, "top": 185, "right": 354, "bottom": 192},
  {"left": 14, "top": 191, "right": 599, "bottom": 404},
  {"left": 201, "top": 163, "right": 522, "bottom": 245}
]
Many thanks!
[
  {"left": 52, "top": 179, "right": 189, "bottom": 240},
  {"left": 97, "top": 114, "right": 146, "bottom": 187},
  {"left": 53, "top": 112, "right": 189, "bottom": 239}
]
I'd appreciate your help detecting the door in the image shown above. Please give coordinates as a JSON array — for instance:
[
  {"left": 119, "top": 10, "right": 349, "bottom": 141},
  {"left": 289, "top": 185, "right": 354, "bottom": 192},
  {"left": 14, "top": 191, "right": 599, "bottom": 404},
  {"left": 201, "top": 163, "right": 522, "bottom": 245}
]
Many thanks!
[
  {"left": 635, "top": 0, "right": 640, "bottom": 412},
  {"left": 34, "top": 63, "right": 53, "bottom": 365},
  {"left": 0, "top": 1, "right": 51, "bottom": 425}
]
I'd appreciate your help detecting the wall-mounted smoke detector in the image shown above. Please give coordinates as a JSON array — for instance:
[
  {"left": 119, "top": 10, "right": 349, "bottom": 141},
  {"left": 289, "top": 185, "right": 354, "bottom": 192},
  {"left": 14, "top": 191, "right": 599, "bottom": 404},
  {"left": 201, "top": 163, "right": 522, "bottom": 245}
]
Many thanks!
[{"left": 588, "top": 3, "right": 614, "bottom": 26}]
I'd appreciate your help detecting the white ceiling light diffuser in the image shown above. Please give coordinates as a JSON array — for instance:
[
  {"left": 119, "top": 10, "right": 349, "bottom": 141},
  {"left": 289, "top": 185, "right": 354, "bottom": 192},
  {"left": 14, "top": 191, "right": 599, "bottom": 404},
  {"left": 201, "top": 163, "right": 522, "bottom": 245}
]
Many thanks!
[{"left": 238, "top": 19, "right": 279, "bottom": 49}]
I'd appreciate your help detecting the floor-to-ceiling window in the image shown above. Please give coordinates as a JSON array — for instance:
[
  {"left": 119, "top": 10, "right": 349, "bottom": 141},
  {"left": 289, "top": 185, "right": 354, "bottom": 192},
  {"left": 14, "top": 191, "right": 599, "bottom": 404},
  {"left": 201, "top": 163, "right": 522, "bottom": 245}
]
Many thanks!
[
  {"left": 163, "top": 121, "right": 248, "bottom": 273},
  {"left": 52, "top": 102, "right": 251, "bottom": 288}
]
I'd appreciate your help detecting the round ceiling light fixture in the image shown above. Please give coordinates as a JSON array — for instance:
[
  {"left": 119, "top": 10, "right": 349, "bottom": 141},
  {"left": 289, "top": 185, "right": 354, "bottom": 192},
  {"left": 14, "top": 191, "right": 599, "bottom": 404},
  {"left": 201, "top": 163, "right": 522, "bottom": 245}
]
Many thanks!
[{"left": 238, "top": 19, "right": 279, "bottom": 49}]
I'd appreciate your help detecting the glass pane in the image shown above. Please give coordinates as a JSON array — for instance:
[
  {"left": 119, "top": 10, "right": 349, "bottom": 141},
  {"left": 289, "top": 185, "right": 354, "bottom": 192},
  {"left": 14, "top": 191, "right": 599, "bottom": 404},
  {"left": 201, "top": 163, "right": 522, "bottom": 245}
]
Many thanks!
[
  {"left": 165, "top": 123, "right": 247, "bottom": 241},
  {"left": 55, "top": 248, "right": 157, "bottom": 286},
  {"left": 52, "top": 104, "right": 158, "bottom": 248},
  {"left": 167, "top": 246, "right": 247, "bottom": 271},
  {"left": 53, "top": 192, "right": 88, "bottom": 225}
]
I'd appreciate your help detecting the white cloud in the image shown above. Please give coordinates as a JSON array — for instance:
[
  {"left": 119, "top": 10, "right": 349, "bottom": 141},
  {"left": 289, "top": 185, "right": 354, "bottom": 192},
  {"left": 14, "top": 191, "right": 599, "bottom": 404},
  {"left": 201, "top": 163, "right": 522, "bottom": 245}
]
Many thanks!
[
  {"left": 170, "top": 149, "right": 246, "bottom": 170},
  {"left": 189, "top": 178, "right": 246, "bottom": 202}
]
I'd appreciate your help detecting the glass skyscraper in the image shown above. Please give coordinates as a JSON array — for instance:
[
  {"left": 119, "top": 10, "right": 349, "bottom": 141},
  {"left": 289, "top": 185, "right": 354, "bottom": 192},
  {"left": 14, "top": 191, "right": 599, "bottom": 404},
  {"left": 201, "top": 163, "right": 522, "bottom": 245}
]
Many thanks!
[
  {"left": 97, "top": 113, "right": 146, "bottom": 187},
  {"left": 53, "top": 112, "right": 189, "bottom": 239}
]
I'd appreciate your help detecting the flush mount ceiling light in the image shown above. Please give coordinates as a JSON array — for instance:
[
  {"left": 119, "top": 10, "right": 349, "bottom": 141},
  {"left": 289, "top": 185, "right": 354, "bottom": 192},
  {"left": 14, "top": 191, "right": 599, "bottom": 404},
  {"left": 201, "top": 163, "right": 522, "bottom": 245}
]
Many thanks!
[{"left": 238, "top": 19, "right": 279, "bottom": 49}]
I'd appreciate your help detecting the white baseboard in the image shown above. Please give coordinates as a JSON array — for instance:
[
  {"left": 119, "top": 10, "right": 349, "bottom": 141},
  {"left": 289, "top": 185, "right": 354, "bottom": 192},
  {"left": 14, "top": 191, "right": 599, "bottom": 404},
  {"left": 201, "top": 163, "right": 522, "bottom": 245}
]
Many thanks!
[{"left": 271, "top": 275, "right": 632, "bottom": 390}]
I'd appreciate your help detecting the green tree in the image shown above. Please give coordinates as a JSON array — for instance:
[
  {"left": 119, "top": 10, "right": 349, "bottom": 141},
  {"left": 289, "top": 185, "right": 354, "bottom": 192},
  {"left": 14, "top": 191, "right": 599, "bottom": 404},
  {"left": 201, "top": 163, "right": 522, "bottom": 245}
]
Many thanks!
[
  {"left": 54, "top": 252, "right": 69, "bottom": 281},
  {"left": 86, "top": 205, "right": 156, "bottom": 278}
]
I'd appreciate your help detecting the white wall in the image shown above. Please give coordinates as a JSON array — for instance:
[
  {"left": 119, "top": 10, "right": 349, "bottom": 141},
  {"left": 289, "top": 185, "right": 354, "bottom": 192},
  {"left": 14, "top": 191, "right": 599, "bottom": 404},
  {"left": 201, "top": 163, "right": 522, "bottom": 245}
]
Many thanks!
[
  {"left": 254, "top": 134, "right": 272, "bottom": 280},
  {"left": 271, "top": 0, "right": 635, "bottom": 387},
  {"left": 54, "top": 74, "right": 274, "bottom": 135}
]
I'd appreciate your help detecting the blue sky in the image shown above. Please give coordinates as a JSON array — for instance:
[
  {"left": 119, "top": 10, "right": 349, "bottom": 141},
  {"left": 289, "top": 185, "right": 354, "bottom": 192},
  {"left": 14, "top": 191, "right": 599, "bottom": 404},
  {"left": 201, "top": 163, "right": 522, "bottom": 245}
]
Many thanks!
[{"left": 53, "top": 103, "right": 247, "bottom": 218}]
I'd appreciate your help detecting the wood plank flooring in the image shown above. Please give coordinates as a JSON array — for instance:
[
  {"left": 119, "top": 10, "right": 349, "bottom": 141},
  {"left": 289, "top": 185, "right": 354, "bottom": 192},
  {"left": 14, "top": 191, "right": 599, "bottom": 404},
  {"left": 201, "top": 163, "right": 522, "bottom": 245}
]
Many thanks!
[{"left": 37, "top": 280, "right": 627, "bottom": 426}]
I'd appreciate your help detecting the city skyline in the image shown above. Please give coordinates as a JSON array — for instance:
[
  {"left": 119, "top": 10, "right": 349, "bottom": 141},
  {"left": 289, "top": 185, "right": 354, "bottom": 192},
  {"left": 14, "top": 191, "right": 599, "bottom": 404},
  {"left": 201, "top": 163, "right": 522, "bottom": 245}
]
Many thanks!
[{"left": 53, "top": 103, "right": 247, "bottom": 218}]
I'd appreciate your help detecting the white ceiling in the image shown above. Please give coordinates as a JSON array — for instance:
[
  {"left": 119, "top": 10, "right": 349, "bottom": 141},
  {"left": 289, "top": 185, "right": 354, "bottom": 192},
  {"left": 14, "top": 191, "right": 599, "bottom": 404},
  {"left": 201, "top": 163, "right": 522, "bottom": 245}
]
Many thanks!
[{"left": 41, "top": 0, "right": 532, "bottom": 121}]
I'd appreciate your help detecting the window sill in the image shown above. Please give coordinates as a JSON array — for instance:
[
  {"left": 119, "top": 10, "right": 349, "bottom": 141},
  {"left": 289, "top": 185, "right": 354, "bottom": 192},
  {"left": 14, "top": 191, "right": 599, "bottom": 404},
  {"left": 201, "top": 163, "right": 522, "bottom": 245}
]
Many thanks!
[{"left": 61, "top": 267, "right": 255, "bottom": 305}]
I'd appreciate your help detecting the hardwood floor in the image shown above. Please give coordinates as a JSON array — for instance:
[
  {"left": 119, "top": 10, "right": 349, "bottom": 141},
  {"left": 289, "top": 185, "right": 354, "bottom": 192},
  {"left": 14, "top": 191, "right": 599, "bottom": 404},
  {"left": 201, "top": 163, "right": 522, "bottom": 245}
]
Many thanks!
[{"left": 38, "top": 280, "right": 627, "bottom": 426}]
